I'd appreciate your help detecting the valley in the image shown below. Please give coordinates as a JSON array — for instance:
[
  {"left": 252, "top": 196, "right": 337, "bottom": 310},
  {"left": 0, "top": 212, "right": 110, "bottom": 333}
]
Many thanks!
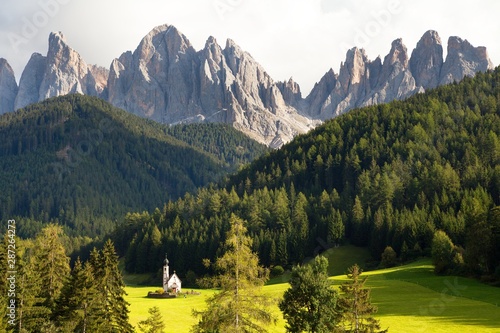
[{"left": 0, "top": 11, "right": 499, "bottom": 332}]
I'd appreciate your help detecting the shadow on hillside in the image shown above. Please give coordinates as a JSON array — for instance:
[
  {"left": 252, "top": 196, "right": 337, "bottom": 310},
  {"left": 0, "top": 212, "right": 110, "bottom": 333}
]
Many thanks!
[{"left": 370, "top": 275, "right": 500, "bottom": 331}]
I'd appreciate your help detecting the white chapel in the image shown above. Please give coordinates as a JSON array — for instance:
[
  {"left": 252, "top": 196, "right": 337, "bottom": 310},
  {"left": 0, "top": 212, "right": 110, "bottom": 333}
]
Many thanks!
[{"left": 163, "top": 254, "right": 182, "bottom": 293}]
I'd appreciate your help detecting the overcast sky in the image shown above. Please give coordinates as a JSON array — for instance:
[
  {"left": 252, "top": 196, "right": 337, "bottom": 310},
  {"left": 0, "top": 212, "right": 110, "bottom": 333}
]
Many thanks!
[{"left": 0, "top": 0, "right": 499, "bottom": 94}]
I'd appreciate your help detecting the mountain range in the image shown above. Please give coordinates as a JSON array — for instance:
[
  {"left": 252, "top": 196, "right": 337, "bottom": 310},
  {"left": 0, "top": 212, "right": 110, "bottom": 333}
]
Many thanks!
[{"left": 0, "top": 25, "right": 494, "bottom": 146}]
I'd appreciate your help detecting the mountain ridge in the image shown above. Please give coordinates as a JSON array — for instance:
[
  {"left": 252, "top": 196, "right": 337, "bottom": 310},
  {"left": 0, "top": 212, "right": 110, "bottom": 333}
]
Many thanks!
[{"left": 0, "top": 25, "right": 494, "bottom": 146}]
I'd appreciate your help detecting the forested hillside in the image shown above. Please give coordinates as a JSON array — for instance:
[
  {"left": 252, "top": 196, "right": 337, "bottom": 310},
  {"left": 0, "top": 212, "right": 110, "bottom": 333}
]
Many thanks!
[
  {"left": 0, "top": 95, "right": 265, "bottom": 238},
  {"left": 166, "top": 123, "right": 268, "bottom": 169},
  {"left": 116, "top": 69, "right": 500, "bottom": 280}
]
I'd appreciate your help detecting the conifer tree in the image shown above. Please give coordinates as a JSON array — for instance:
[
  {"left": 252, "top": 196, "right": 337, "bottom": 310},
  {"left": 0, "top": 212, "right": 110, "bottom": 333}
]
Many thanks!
[
  {"left": 16, "top": 241, "right": 51, "bottom": 332},
  {"left": 56, "top": 258, "right": 99, "bottom": 332},
  {"left": 33, "top": 224, "right": 71, "bottom": 310},
  {"left": 89, "top": 240, "right": 133, "bottom": 333},
  {"left": 338, "top": 264, "right": 387, "bottom": 333},
  {"left": 191, "top": 214, "right": 276, "bottom": 333},
  {"left": 327, "top": 209, "right": 345, "bottom": 245},
  {"left": 138, "top": 306, "right": 166, "bottom": 333}
]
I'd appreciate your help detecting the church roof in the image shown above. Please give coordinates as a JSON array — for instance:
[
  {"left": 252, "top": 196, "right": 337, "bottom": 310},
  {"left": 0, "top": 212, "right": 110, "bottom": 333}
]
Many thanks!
[{"left": 168, "top": 272, "right": 182, "bottom": 283}]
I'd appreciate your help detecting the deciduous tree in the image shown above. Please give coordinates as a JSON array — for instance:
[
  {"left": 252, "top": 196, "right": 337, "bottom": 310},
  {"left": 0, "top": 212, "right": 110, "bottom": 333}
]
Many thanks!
[
  {"left": 279, "top": 256, "right": 340, "bottom": 333},
  {"left": 191, "top": 214, "right": 275, "bottom": 333}
]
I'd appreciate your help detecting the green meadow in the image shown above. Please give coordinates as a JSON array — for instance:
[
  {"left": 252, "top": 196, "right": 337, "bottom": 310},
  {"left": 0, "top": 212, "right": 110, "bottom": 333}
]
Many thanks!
[{"left": 125, "top": 246, "right": 500, "bottom": 333}]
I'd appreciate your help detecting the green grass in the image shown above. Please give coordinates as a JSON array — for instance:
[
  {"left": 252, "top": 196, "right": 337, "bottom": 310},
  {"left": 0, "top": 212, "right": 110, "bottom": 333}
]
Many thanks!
[
  {"left": 321, "top": 244, "right": 372, "bottom": 276},
  {"left": 343, "top": 261, "right": 500, "bottom": 333},
  {"left": 125, "top": 287, "right": 216, "bottom": 332},
  {"left": 125, "top": 252, "right": 500, "bottom": 333},
  {"left": 267, "top": 244, "right": 371, "bottom": 285}
]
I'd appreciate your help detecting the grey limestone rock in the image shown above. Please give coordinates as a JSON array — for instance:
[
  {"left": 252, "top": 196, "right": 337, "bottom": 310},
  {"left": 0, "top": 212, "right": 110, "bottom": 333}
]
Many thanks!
[
  {"left": 440, "top": 36, "right": 494, "bottom": 85},
  {"left": 14, "top": 53, "right": 47, "bottom": 110},
  {"left": 304, "top": 30, "right": 493, "bottom": 120},
  {"left": 0, "top": 58, "right": 18, "bottom": 114},
  {"left": 106, "top": 25, "right": 317, "bottom": 146},
  {"left": 410, "top": 30, "right": 443, "bottom": 89},
  {"left": 15, "top": 32, "right": 106, "bottom": 110}
]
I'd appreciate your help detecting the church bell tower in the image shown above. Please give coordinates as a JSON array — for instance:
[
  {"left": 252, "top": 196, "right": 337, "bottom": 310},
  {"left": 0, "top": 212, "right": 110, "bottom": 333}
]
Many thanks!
[{"left": 163, "top": 253, "right": 169, "bottom": 291}]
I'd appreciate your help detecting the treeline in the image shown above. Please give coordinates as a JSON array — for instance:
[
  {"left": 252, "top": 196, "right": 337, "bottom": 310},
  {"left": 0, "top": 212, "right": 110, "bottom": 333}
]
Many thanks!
[
  {"left": 0, "top": 225, "right": 132, "bottom": 333},
  {"left": 117, "top": 68, "right": 500, "bottom": 279},
  {"left": 0, "top": 95, "right": 264, "bottom": 239}
]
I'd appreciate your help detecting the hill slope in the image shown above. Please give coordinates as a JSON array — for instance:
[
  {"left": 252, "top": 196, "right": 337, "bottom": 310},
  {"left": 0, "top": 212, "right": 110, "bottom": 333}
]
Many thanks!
[
  {"left": 0, "top": 95, "right": 265, "bottom": 237},
  {"left": 165, "top": 123, "right": 268, "bottom": 169}
]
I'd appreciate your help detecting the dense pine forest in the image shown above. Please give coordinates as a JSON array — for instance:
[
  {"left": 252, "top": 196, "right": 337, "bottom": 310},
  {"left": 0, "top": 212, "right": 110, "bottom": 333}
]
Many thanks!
[
  {"left": 0, "top": 95, "right": 266, "bottom": 239},
  {"left": 165, "top": 123, "right": 268, "bottom": 169},
  {"left": 115, "top": 68, "right": 500, "bottom": 281}
]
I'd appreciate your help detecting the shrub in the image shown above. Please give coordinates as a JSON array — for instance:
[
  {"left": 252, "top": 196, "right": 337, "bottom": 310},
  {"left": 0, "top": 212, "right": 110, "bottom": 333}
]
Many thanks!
[
  {"left": 431, "top": 230, "right": 454, "bottom": 274},
  {"left": 380, "top": 246, "right": 398, "bottom": 268},
  {"left": 271, "top": 265, "right": 285, "bottom": 277}
]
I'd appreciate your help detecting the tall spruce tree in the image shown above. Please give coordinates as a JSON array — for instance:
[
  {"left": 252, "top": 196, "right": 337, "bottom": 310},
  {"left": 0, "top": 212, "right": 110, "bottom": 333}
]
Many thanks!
[
  {"left": 191, "top": 214, "right": 276, "bottom": 333},
  {"left": 16, "top": 240, "right": 51, "bottom": 333},
  {"left": 89, "top": 240, "right": 133, "bottom": 333},
  {"left": 55, "top": 258, "right": 99, "bottom": 332},
  {"left": 33, "top": 224, "right": 71, "bottom": 310},
  {"left": 338, "top": 264, "right": 387, "bottom": 333},
  {"left": 279, "top": 255, "right": 341, "bottom": 333}
]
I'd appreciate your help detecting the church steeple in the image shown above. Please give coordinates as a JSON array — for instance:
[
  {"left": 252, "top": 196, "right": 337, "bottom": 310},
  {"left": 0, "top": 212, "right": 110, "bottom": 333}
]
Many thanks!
[{"left": 163, "top": 253, "right": 170, "bottom": 291}]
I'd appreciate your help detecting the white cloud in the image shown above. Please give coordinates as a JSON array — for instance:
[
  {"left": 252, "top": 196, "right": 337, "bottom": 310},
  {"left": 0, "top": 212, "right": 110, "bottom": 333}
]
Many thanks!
[{"left": 0, "top": 0, "right": 498, "bottom": 94}]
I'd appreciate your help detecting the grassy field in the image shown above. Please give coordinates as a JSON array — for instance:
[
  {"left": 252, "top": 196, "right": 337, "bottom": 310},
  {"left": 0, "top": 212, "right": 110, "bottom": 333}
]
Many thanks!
[{"left": 125, "top": 247, "right": 500, "bottom": 333}]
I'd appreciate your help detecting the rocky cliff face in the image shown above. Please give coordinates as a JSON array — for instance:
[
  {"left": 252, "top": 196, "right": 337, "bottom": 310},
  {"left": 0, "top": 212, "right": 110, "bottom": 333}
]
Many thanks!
[
  {"left": 107, "top": 25, "right": 317, "bottom": 146},
  {"left": 0, "top": 59, "right": 18, "bottom": 115},
  {"left": 15, "top": 32, "right": 108, "bottom": 110},
  {"left": 14, "top": 53, "right": 46, "bottom": 110},
  {"left": 307, "top": 30, "right": 494, "bottom": 120},
  {"left": 409, "top": 30, "right": 443, "bottom": 89},
  {"left": 108, "top": 25, "right": 200, "bottom": 122},
  {"left": 439, "top": 36, "right": 495, "bottom": 85},
  {"left": 1, "top": 28, "right": 495, "bottom": 146}
]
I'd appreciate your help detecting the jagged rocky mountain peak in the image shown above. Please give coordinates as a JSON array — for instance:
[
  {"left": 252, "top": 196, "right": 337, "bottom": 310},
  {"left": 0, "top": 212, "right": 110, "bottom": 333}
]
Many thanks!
[
  {"left": 202, "top": 36, "right": 224, "bottom": 61},
  {"left": 0, "top": 26, "right": 495, "bottom": 147},
  {"left": 410, "top": 30, "right": 444, "bottom": 89},
  {"left": 49, "top": 31, "right": 67, "bottom": 46},
  {"left": 440, "top": 35, "right": 494, "bottom": 85},
  {"left": 0, "top": 58, "right": 18, "bottom": 115},
  {"left": 385, "top": 38, "right": 409, "bottom": 67},
  {"left": 14, "top": 31, "right": 107, "bottom": 111},
  {"left": 135, "top": 24, "right": 195, "bottom": 61},
  {"left": 446, "top": 36, "right": 493, "bottom": 68},
  {"left": 420, "top": 30, "right": 442, "bottom": 46}
]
